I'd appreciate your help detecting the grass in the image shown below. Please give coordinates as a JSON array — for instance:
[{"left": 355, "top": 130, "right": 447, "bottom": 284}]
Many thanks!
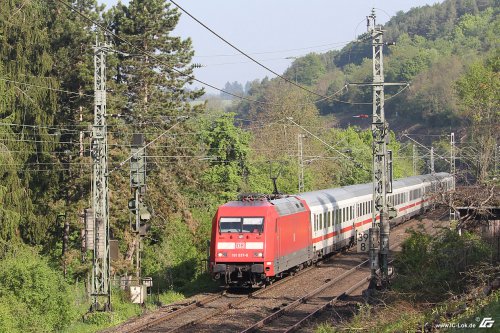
[
  {"left": 61, "top": 269, "right": 220, "bottom": 333},
  {"left": 63, "top": 287, "right": 143, "bottom": 333}
]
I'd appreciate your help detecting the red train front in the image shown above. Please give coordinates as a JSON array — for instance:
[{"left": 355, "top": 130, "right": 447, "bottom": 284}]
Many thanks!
[{"left": 209, "top": 196, "right": 311, "bottom": 287}]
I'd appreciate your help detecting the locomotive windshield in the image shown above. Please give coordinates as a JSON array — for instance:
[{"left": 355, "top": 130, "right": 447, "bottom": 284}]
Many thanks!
[{"left": 219, "top": 217, "right": 264, "bottom": 233}]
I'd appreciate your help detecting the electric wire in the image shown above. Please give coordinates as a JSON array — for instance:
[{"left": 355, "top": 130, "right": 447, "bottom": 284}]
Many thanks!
[
  {"left": 56, "top": 0, "right": 360, "bottom": 107},
  {"left": 287, "top": 118, "right": 368, "bottom": 171},
  {"left": 0, "top": 77, "right": 93, "bottom": 97},
  {"left": 192, "top": 40, "right": 352, "bottom": 58},
  {"left": 54, "top": 0, "right": 286, "bottom": 107},
  {"left": 168, "top": 0, "right": 331, "bottom": 99},
  {"left": 199, "top": 43, "right": 350, "bottom": 67}
]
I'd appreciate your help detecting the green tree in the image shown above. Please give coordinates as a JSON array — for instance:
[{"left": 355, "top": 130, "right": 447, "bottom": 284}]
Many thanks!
[
  {"left": 111, "top": 0, "right": 202, "bottom": 120},
  {"left": 455, "top": 55, "right": 499, "bottom": 182},
  {"left": 200, "top": 113, "right": 250, "bottom": 201},
  {"left": 0, "top": 0, "right": 60, "bottom": 243},
  {"left": 285, "top": 53, "right": 327, "bottom": 86},
  {"left": 102, "top": 0, "right": 207, "bottom": 272}
]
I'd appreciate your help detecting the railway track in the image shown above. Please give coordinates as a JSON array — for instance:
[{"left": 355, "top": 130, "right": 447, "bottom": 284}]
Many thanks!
[
  {"left": 236, "top": 219, "right": 444, "bottom": 333},
  {"left": 117, "top": 256, "right": 323, "bottom": 333},
  {"left": 238, "top": 241, "right": 409, "bottom": 333},
  {"left": 108, "top": 210, "right": 447, "bottom": 333}
]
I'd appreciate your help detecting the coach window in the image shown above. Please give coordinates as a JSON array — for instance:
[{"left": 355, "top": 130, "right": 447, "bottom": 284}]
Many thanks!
[
  {"left": 328, "top": 211, "right": 331, "bottom": 227},
  {"left": 319, "top": 214, "right": 323, "bottom": 229},
  {"left": 351, "top": 206, "right": 354, "bottom": 220},
  {"left": 324, "top": 212, "right": 328, "bottom": 228},
  {"left": 314, "top": 215, "right": 318, "bottom": 231}
]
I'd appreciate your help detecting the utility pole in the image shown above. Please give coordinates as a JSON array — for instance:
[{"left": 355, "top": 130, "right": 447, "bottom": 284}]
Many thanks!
[
  {"left": 430, "top": 146, "right": 435, "bottom": 174},
  {"left": 367, "top": 9, "right": 402, "bottom": 288},
  {"left": 412, "top": 144, "right": 417, "bottom": 176},
  {"left": 79, "top": 106, "right": 84, "bottom": 158},
  {"left": 495, "top": 139, "right": 499, "bottom": 178},
  {"left": 130, "top": 134, "right": 147, "bottom": 279},
  {"left": 298, "top": 134, "right": 305, "bottom": 192},
  {"left": 91, "top": 38, "right": 112, "bottom": 311},
  {"left": 450, "top": 132, "right": 456, "bottom": 221}
]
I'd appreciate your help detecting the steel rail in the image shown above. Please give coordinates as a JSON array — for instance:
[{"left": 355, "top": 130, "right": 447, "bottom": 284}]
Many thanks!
[
  {"left": 162, "top": 259, "right": 336, "bottom": 333},
  {"left": 131, "top": 260, "right": 321, "bottom": 332},
  {"left": 284, "top": 275, "right": 370, "bottom": 333},
  {"left": 240, "top": 259, "right": 369, "bottom": 333},
  {"left": 239, "top": 234, "right": 417, "bottom": 333},
  {"left": 124, "top": 293, "right": 225, "bottom": 333}
]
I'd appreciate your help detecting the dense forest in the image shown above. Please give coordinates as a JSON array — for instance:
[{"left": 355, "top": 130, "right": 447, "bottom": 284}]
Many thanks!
[{"left": 0, "top": 0, "right": 498, "bottom": 331}]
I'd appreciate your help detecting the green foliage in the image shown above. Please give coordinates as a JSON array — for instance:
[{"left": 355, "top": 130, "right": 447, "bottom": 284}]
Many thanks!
[
  {"left": 447, "top": 291, "right": 500, "bottom": 333},
  {"left": 454, "top": 53, "right": 499, "bottom": 181},
  {"left": 111, "top": 0, "right": 203, "bottom": 119},
  {"left": 0, "top": 245, "right": 78, "bottom": 332},
  {"left": 394, "top": 229, "right": 491, "bottom": 302},
  {"left": 158, "top": 290, "right": 185, "bottom": 306},
  {"left": 142, "top": 217, "right": 201, "bottom": 290},
  {"left": 285, "top": 53, "right": 327, "bottom": 86},
  {"left": 200, "top": 112, "right": 250, "bottom": 201},
  {"left": 64, "top": 287, "right": 143, "bottom": 333},
  {"left": 314, "top": 322, "right": 337, "bottom": 333}
]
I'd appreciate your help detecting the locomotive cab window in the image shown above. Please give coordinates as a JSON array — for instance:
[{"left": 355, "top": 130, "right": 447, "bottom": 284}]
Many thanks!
[{"left": 219, "top": 217, "right": 264, "bottom": 233}]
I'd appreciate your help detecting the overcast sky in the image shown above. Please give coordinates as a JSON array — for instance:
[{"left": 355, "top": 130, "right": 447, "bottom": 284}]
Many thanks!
[{"left": 100, "top": 0, "right": 443, "bottom": 93}]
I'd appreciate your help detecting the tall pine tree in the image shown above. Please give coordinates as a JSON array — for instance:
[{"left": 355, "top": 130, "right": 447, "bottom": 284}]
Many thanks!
[{"left": 0, "top": 0, "right": 59, "bottom": 243}]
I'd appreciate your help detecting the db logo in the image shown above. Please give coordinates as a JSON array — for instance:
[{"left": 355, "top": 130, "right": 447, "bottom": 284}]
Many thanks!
[{"left": 236, "top": 242, "right": 245, "bottom": 249}]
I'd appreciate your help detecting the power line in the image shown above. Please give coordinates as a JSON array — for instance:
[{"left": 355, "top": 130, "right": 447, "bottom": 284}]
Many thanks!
[
  {"left": 0, "top": 77, "right": 93, "bottom": 97},
  {"left": 168, "top": 0, "right": 334, "bottom": 101},
  {"left": 287, "top": 117, "right": 368, "bottom": 171},
  {"left": 54, "top": 0, "right": 286, "bottom": 107},
  {"left": 192, "top": 40, "right": 352, "bottom": 58},
  {"left": 50, "top": 0, "right": 375, "bottom": 109},
  {"left": 199, "top": 44, "right": 350, "bottom": 67}
]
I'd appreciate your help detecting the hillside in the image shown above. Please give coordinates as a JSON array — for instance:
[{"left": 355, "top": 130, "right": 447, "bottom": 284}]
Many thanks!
[{"left": 234, "top": 0, "right": 499, "bottom": 138}]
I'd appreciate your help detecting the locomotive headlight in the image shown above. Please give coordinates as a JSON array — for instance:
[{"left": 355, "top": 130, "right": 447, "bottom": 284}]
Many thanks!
[
  {"left": 217, "top": 252, "right": 227, "bottom": 257},
  {"left": 254, "top": 252, "right": 263, "bottom": 257}
]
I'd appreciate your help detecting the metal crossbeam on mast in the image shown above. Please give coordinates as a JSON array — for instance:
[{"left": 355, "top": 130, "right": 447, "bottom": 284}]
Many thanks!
[{"left": 91, "top": 38, "right": 112, "bottom": 311}]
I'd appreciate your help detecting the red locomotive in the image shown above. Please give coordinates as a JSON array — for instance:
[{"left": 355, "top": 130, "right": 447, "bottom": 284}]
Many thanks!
[{"left": 209, "top": 173, "right": 454, "bottom": 287}]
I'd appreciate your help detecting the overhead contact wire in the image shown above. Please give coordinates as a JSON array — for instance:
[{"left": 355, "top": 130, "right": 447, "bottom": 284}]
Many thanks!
[{"left": 169, "top": 0, "right": 331, "bottom": 100}]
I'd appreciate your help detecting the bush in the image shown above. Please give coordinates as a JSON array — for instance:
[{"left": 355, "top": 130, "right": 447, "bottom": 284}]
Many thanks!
[
  {"left": 393, "top": 229, "right": 491, "bottom": 301},
  {"left": 0, "top": 245, "right": 78, "bottom": 332}
]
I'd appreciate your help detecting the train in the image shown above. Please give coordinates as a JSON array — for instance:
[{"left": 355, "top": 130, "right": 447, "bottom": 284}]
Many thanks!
[{"left": 209, "top": 172, "right": 454, "bottom": 287}]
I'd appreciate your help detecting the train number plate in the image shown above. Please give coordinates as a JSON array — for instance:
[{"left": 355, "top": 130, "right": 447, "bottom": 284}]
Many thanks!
[{"left": 236, "top": 242, "right": 245, "bottom": 249}]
